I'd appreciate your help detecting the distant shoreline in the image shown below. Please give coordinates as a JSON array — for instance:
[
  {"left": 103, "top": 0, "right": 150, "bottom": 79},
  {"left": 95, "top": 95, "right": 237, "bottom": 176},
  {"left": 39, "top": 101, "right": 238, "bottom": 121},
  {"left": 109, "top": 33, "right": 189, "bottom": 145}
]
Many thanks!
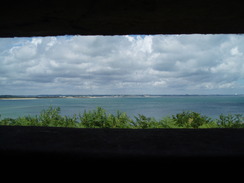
[
  {"left": 0, "top": 98, "right": 38, "bottom": 100},
  {"left": 0, "top": 94, "right": 243, "bottom": 100}
]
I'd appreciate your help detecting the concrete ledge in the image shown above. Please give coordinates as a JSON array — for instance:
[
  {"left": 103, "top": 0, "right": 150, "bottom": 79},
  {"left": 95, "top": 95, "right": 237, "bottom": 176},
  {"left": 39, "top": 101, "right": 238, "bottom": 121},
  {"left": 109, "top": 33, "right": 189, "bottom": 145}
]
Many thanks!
[
  {"left": 1, "top": 0, "right": 244, "bottom": 37},
  {"left": 1, "top": 126, "right": 244, "bottom": 166}
]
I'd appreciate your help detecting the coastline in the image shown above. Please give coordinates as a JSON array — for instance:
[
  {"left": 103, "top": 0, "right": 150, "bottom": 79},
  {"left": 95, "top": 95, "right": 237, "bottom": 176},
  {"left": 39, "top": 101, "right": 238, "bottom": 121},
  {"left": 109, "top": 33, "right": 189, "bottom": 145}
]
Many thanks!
[
  {"left": 0, "top": 94, "right": 243, "bottom": 100},
  {"left": 0, "top": 98, "right": 38, "bottom": 100}
]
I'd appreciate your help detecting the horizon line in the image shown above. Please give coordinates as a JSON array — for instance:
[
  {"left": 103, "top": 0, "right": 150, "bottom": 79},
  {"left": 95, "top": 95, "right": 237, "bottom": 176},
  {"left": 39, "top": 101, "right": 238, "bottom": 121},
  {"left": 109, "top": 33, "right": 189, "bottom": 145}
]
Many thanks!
[{"left": 0, "top": 94, "right": 243, "bottom": 97}]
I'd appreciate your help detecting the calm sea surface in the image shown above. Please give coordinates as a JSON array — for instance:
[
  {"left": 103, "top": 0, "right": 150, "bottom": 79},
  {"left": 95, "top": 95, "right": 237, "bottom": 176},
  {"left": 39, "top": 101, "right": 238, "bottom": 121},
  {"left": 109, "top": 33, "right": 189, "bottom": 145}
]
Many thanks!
[{"left": 0, "top": 96, "right": 244, "bottom": 120}]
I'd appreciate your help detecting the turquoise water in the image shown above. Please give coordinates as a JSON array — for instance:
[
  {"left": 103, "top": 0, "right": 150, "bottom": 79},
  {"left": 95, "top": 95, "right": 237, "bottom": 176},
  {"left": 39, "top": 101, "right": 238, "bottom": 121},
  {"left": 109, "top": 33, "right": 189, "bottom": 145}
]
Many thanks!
[{"left": 0, "top": 96, "right": 244, "bottom": 120}]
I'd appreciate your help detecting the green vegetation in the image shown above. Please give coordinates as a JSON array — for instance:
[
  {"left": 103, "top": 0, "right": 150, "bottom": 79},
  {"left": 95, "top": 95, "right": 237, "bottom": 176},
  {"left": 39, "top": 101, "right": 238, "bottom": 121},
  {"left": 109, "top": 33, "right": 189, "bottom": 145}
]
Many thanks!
[{"left": 0, "top": 106, "right": 243, "bottom": 128}]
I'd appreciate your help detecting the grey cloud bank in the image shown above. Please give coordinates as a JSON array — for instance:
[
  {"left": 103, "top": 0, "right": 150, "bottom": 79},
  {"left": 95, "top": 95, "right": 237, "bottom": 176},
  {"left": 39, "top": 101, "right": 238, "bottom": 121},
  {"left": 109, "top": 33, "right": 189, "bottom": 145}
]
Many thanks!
[{"left": 0, "top": 34, "right": 244, "bottom": 95}]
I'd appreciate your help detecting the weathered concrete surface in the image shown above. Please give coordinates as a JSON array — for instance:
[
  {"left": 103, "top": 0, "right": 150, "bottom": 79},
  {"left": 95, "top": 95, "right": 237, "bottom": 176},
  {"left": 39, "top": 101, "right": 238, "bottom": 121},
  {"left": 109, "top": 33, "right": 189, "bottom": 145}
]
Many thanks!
[
  {"left": 1, "top": 0, "right": 244, "bottom": 37},
  {"left": 1, "top": 126, "right": 244, "bottom": 165}
]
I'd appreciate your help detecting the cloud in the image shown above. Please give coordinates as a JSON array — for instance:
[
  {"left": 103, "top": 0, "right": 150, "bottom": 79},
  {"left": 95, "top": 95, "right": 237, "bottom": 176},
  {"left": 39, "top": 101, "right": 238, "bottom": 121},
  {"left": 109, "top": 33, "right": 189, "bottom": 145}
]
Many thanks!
[{"left": 0, "top": 34, "right": 244, "bottom": 95}]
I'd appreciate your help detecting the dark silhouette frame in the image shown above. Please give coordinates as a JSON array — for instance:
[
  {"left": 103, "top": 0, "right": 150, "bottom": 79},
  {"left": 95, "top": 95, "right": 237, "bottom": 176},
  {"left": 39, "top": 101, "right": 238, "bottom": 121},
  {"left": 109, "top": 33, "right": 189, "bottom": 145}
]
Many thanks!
[{"left": 0, "top": 0, "right": 244, "bottom": 171}]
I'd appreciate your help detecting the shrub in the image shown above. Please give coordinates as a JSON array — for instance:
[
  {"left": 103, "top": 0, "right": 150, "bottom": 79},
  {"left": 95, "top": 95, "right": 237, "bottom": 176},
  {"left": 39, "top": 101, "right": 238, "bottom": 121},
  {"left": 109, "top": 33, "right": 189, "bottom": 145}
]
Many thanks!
[
  {"left": 172, "top": 111, "right": 212, "bottom": 129},
  {"left": 1, "top": 107, "right": 244, "bottom": 128},
  {"left": 158, "top": 117, "right": 181, "bottom": 128},
  {"left": 0, "top": 117, "right": 16, "bottom": 126},
  {"left": 79, "top": 107, "right": 133, "bottom": 128},
  {"left": 38, "top": 106, "right": 65, "bottom": 127},
  {"left": 79, "top": 107, "right": 108, "bottom": 128},
  {"left": 217, "top": 114, "right": 244, "bottom": 128},
  {"left": 106, "top": 111, "right": 133, "bottom": 128},
  {"left": 132, "top": 114, "right": 165, "bottom": 129},
  {"left": 14, "top": 116, "right": 40, "bottom": 126}
]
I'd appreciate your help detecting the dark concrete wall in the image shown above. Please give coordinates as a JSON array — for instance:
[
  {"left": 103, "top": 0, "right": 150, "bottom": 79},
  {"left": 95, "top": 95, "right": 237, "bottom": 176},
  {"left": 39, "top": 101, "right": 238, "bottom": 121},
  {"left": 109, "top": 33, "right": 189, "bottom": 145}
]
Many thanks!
[
  {"left": 1, "top": 0, "right": 244, "bottom": 37},
  {"left": 1, "top": 0, "right": 244, "bottom": 172}
]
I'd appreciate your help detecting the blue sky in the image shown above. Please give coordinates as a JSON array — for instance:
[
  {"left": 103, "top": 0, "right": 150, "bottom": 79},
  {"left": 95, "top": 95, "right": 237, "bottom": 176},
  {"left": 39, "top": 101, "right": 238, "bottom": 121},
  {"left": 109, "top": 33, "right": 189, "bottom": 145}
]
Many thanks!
[{"left": 0, "top": 34, "right": 244, "bottom": 95}]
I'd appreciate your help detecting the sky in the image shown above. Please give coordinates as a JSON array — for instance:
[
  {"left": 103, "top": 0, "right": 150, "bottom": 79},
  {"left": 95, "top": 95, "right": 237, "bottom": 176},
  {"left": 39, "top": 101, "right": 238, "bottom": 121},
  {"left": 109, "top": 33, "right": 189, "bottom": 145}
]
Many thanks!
[{"left": 0, "top": 34, "right": 244, "bottom": 95}]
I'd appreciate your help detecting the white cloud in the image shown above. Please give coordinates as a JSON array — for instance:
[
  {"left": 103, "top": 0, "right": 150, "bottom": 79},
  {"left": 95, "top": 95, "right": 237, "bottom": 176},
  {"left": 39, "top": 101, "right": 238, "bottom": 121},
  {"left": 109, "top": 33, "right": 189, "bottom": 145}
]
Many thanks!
[
  {"left": 230, "top": 47, "right": 242, "bottom": 56},
  {"left": 0, "top": 34, "right": 244, "bottom": 95}
]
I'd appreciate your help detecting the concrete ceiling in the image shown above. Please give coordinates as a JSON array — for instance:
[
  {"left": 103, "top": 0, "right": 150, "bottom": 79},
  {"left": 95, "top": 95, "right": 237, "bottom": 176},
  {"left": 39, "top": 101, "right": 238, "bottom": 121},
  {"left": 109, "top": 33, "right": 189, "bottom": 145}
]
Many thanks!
[{"left": 1, "top": 0, "right": 244, "bottom": 37}]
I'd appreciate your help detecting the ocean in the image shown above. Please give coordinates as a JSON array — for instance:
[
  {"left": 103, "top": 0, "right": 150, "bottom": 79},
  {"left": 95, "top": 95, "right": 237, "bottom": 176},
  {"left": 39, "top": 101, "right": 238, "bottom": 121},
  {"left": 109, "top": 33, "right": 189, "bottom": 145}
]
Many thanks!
[{"left": 0, "top": 95, "right": 244, "bottom": 120}]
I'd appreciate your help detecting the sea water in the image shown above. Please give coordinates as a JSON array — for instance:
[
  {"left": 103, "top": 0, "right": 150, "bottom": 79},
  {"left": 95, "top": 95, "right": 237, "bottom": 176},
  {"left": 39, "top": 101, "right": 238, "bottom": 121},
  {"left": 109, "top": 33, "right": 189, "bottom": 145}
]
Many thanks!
[{"left": 0, "top": 95, "right": 244, "bottom": 120}]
